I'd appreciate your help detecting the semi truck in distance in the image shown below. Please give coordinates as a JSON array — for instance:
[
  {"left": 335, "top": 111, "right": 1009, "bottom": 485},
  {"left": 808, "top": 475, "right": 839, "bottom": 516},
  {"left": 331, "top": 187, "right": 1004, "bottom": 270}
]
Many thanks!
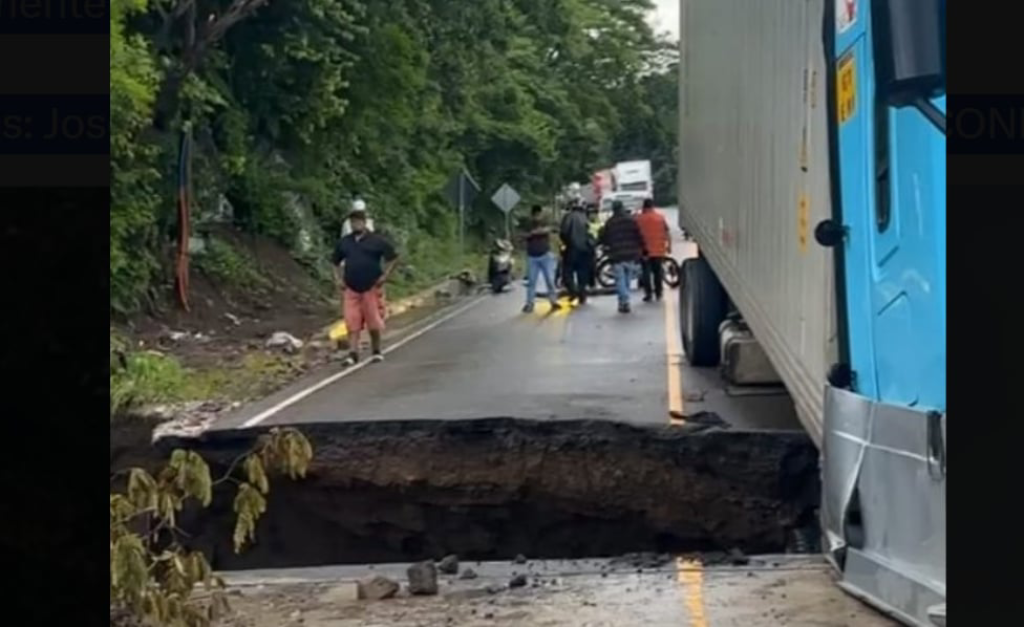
[
  {"left": 677, "top": 1, "right": 945, "bottom": 625},
  {"left": 605, "top": 159, "right": 653, "bottom": 214}
]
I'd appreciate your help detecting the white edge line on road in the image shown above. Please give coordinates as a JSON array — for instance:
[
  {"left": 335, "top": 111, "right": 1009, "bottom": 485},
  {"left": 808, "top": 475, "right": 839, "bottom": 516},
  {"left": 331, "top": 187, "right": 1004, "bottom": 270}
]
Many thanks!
[{"left": 240, "top": 295, "right": 488, "bottom": 428}]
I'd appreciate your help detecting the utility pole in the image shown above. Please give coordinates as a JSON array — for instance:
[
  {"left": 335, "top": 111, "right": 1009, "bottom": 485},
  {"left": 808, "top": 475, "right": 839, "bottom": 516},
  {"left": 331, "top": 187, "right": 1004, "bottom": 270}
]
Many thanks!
[{"left": 458, "top": 175, "right": 465, "bottom": 260}]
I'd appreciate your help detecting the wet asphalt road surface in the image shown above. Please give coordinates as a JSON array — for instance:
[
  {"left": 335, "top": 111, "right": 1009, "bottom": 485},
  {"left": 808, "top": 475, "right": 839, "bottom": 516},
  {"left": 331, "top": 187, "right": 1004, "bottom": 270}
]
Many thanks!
[{"left": 216, "top": 209, "right": 800, "bottom": 432}]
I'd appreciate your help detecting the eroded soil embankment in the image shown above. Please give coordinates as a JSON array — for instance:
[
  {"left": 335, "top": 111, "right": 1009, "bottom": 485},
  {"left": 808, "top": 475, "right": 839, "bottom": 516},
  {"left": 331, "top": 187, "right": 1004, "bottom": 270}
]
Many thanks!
[{"left": 143, "top": 419, "right": 820, "bottom": 570}]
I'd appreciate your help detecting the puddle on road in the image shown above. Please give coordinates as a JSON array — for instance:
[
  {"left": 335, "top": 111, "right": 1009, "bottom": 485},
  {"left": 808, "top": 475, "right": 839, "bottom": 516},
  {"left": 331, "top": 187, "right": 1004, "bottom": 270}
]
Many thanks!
[{"left": 118, "top": 418, "right": 821, "bottom": 571}]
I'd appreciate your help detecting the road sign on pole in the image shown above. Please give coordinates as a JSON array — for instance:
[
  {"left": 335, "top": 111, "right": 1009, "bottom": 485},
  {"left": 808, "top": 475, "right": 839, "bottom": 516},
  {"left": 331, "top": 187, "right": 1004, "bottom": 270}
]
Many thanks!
[
  {"left": 491, "top": 183, "right": 520, "bottom": 214},
  {"left": 491, "top": 183, "right": 521, "bottom": 239}
]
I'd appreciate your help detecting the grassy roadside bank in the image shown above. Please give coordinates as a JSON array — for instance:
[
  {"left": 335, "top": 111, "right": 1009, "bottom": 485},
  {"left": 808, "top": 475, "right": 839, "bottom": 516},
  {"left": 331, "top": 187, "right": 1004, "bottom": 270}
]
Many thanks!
[{"left": 111, "top": 228, "right": 486, "bottom": 425}]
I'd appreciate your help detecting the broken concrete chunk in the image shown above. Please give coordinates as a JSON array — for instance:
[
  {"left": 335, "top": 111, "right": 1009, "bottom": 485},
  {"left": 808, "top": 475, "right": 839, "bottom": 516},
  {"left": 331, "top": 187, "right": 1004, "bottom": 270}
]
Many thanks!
[
  {"left": 317, "top": 582, "right": 359, "bottom": 604},
  {"left": 358, "top": 575, "right": 399, "bottom": 601},
  {"left": 438, "top": 554, "right": 460, "bottom": 575},
  {"left": 458, "top": 568, "right": 479, "bottom": 580},
  {"left": 513, "top": 554, "right": 528, "bottom": 565},
  {"left": 407, "top": 561, "right": 438, "bottom": 596},
  {"left": 509, "top": 574, "right": 528, "bottom": 588}
]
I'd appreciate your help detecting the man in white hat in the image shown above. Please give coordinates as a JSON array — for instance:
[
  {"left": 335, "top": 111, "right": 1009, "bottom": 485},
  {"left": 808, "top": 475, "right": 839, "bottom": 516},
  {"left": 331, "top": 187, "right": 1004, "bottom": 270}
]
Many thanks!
[
  {"left": 340, "top": 196, "right": 386, "bottom": 321},
  {"left": 332, "top": 205, "right": 398, "bottom": 364},
  {"left": 341, "top": 196, "right": 374, "bottom": 236}
]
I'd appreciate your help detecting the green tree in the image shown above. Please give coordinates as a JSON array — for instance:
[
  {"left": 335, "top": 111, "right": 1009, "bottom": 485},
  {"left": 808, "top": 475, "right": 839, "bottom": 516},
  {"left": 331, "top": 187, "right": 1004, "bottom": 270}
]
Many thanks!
[
  {"left": 109, "top": 0, "right": 680, "bottom": 314},
  {"left": 111, "top": 0, "right": 164, "bottom": 313}
]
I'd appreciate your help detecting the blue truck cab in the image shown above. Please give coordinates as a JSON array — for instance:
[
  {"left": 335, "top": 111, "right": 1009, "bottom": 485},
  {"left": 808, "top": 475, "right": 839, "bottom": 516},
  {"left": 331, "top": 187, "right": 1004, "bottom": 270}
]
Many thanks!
[{"left": 818, "top": 1, "right": 946, "bottom": 625}]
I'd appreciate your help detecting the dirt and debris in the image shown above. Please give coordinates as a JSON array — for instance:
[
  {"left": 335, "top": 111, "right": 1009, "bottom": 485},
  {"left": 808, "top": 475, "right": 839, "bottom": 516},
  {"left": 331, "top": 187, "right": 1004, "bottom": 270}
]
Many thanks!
[
  {"left": 123, "top": 228, "right": 337, "bottom": 369},
  {"left": 679, "top": 410, "right": 729, "bottom": 429},
  {"left": 608, "top": 552, "right": 672, "bottom": 570},
  {"left": 197, "top": 558, "right": 897, "bottom": 627},
  {"left": 266, "top": 331, "right": 305, "bottom": 353},
  {"left": 701, "top": 549, "right": 754, "bottom": 568},
  {"left": 728, "top": 547, "right": 751, "bottom": 566},
  {"left": 142, "top": 420, "right": 819, "bottom": 571},
  {"left": 145, "top": 400, "right": 242, "bottom": 441}
]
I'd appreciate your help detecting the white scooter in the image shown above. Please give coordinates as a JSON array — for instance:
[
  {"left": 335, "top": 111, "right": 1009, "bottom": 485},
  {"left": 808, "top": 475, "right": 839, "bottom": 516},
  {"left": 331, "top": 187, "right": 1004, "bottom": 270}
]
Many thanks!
[{"left": 487, "top": 239, "right": 515, "bottom": 294}]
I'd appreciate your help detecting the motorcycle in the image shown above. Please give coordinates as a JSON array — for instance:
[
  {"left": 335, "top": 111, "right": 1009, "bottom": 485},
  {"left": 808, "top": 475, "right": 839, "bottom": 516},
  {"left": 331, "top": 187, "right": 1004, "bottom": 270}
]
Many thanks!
[
  {"left": 487, "top": 238, "right": 515, "bottom": 293},
  {"left": 594, "top": 249, "right": 681, "bottom": 290}
]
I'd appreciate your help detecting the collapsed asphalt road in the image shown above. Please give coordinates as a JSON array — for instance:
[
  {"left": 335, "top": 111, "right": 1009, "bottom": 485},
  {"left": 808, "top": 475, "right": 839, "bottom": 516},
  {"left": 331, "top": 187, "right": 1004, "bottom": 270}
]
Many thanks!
[
  {"left": 157, "top": 419, "right": 819, "bottom": 571},
  {"left": 117, "top": 209, "right": 819, "bottom": 575}
]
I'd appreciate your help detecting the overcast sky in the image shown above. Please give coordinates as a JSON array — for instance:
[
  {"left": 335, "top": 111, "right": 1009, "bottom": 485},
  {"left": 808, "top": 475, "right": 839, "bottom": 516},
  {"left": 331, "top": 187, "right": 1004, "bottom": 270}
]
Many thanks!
[{"left": 649, "top": 0, "right": 680, "bottom": 41}]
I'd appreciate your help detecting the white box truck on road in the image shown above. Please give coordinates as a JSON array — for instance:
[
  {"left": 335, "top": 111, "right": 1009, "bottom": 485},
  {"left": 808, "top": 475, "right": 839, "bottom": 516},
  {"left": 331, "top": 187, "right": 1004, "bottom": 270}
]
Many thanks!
[
  {"left": 677, "top": 1, "right": 946, "bottom": 625},
  {"left": 599, "top": 160, "right": 653, "bottom": 215}
]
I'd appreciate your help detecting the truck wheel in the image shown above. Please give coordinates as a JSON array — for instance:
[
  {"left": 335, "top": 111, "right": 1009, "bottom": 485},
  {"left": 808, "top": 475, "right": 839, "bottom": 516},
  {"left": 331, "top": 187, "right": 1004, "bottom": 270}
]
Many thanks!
[{"left": 680, "top": 257, "right": 728, "bottom": 367}]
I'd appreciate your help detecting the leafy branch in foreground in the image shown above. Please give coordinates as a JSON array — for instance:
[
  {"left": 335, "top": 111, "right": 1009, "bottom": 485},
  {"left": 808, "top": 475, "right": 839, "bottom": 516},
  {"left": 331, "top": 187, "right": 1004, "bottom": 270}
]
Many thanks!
[{"left": 110, "top": 428, "right": 313, "bottom": 626}]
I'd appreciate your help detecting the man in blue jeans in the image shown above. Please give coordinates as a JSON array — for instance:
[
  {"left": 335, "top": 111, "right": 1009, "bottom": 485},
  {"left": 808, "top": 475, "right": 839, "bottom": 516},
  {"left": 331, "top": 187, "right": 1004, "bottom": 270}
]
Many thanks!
[
  {"left": 523, "top": 205, "right": 562, "bottom": 314},
  {"left": 598, "top": 200, "right": 646, "bottom": 313}
]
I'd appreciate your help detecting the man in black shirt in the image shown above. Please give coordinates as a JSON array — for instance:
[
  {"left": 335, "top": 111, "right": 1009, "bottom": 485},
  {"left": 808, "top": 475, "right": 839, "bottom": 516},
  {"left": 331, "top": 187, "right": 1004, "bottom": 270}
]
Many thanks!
[
  {"left": 559, "top": 200, "right": 594, "bottom": 304},
  {"left": 522, "top": 205, "right": 561, "bottom": 313},
  {"left": 332, "top": 208, "right": 399, "bottom": 365}
]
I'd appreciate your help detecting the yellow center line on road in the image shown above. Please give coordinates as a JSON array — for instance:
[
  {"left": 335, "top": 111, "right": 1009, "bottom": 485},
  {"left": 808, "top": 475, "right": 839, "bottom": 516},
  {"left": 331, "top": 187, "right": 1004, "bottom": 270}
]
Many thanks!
[
  {"left": 676, "top": 557, "right": 709, "bottom": 627},
  {"left": 663, "top": 285, "right": 685, "bottom": 424},
  {"left": 534, "top": 295, "right": 576, "bottom": 317}
]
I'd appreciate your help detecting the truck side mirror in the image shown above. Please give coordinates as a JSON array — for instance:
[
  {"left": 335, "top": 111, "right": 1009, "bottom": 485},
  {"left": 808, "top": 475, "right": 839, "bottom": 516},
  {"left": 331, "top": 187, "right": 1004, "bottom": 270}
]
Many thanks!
[{"left": 874, "top": 0, "right": 944, "bottom": 107}]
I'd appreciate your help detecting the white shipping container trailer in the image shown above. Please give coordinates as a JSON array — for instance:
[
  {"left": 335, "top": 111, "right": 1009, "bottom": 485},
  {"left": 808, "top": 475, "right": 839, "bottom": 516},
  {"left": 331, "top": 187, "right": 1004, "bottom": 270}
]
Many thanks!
[{"left": 677, "top": 0, "right": 835, "bottom": 444}]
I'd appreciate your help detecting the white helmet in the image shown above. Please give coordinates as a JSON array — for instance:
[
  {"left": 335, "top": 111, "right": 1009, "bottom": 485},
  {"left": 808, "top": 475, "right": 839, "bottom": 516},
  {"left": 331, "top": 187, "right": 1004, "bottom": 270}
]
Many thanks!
[{"left": 342, "top": 197, "right": 374, "bottom": 236}]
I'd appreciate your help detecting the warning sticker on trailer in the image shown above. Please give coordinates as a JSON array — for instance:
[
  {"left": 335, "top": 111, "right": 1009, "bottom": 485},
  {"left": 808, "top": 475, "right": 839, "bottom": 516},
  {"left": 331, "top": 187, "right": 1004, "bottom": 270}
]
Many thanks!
[
  {"left": 837, "top": 0, "right": 857, "bottom": 34},
  {"left": 837, "top": 52, "right": 856, "bottom": 124}
]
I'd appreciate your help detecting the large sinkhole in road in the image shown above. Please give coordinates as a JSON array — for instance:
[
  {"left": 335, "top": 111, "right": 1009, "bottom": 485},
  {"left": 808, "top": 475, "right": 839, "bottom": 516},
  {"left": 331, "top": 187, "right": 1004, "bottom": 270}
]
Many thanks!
[{"left": 144, "top": 419, "right": 821, "bottom": 570}]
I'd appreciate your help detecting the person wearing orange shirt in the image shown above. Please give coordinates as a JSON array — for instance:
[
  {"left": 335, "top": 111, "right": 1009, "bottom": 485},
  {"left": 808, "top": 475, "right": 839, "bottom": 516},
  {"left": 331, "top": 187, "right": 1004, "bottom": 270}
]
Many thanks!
[{"left": 634, "top": 198, "right": 672, "bottom": 302}]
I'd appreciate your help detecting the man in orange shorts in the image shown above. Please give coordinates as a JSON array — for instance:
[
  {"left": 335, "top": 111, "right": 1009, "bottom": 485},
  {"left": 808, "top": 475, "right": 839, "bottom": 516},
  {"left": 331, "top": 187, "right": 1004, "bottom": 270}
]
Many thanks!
[{"left": 332, "top": 207, "right": 399, "bottom": 365}]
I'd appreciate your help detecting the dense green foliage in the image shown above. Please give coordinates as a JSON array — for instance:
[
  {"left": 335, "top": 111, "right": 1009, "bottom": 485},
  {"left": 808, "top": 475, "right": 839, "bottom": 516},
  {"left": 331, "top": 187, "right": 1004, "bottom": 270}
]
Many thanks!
[{"left": 110, "top": 0, "right": 679, "bottom": 314}]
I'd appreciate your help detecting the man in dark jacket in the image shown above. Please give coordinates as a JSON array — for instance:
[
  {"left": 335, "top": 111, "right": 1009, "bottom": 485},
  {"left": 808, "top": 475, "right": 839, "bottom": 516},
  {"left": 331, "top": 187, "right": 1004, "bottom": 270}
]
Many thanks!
[
  {"left": 598, "top": 200, "right": 645, "bottom": 313},
  {"left": 559, "top": 199, "right": 594, "bottom": 304}
]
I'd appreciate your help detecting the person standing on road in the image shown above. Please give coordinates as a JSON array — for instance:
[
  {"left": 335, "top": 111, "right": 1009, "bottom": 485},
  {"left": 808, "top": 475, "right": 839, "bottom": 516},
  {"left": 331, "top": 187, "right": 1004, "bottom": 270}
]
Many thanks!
[
  {"left": 585, "top": 203, "right": 602, "bottom": 289},
  {"left": 332, "top": 207, "right": 399, "bottom": 365},
  {"left": 523, "top": 205, "right": 562, "bottom": 314},
  {"left": 635, "top": 198, "right": 672, "bottom": 303},
  {"left": 559, "top": 199, "right": 594, "bottom": 304},
  {"left": 599, "top": 200, "right": 645, "bottom": 314},
  {"left": 341, "top": 196, "right": 386, "bottom": 320}
]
